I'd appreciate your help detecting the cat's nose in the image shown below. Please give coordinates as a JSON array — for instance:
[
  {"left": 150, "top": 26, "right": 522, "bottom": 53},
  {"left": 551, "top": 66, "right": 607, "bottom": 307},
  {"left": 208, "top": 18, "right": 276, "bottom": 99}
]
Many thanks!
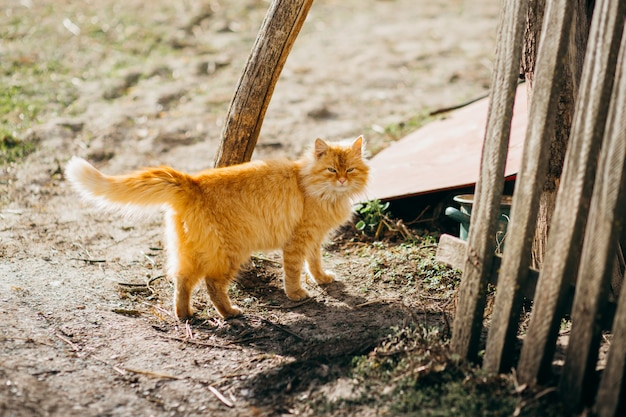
[{"left": 338, "top": 178, "right": 347, "bottom": 184}]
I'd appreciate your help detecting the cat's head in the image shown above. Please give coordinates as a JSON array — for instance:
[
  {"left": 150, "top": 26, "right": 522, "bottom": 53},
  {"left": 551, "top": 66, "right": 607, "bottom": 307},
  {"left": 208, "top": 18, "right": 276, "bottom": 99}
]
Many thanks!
[{"left": 303, "top": 135, "right": 369, "bottom": 200}]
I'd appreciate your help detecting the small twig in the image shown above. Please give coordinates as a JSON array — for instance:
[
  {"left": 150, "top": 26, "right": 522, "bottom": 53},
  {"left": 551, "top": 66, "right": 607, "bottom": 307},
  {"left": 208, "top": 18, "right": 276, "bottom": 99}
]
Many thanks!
[
  {"left": 355, "top": 298, "right": 401, "bottom": 308},
  {"left": 405, "top": 205, "right": 431, "bottom": 225},
  {"left": 142, "top": 251, "right": 156, "bottom": 267},
  {"left": 141, "top": 302, "right": 175, "bottom": 320},
  {"left": 70, "top": 258, "right": 107, "bottom": 264},
  {"left": 122, "top": 367, "right": 181, "bottom": 380},
  {"left": 53, "top": 331, "right": 79, "bottom": 351},
  {"left": 251, "top": 255, "right": 283, "bottom": 266},
  {"left": 248, "top": 315, "right": 304, "bottom": 340},
  {"left": 418, "top": 244, "right": 438, "bottom": 250},
  {"left": 208, "top": 385, "right": 234, "bottom": 408},
  {"left": 513, "top": 387, "right": 557, "bottom": 417},
  {"left": 117, "top": 282, "right": 147, "bottom": 287},
  {"left": 428, "top": 91, "right": 490, "bottom": 116},
  {"left": 146, "top": 275, "right": 165, "bottom": 294},
  {"left": 1, "top": 336, "right": 55, "bottom": 348},
  {"left": 112, "top": 308, "right": 142, "bottom": 317},
  {"left": 185, "top": 320, "right": 194, "bottom": 339},
  {"left": 262, "top": 298, "right": 312, "bottom": 309},
  {"left": 511, "top": 368, "right": 527, "bottom": 394},
  {"left": 158, "top": 334, "right": 242, "bottom": 350},
  {"left": 228, "top": 335, "right": 270, "bottom": 345},
  {"left": 399, "top": 300, "right": 420, "bottom": 324},
  {"left": 418, "top": 294, "right": 448, "bottom": 301},
  {"left": 112, "top": 366, "right": 127, "bottom": 376},
  {"left": 1, "top": 209, "right": 23, "bottom": 215},
  {"left": 375, "top": 345, "right": 420, "bottom": 357}
]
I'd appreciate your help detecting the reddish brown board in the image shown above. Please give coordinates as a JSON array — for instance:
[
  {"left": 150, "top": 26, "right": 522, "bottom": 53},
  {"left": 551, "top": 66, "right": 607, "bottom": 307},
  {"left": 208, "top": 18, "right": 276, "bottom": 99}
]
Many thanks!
[{"left": 364, "top": 84, "right": 527, "bottom": 202}]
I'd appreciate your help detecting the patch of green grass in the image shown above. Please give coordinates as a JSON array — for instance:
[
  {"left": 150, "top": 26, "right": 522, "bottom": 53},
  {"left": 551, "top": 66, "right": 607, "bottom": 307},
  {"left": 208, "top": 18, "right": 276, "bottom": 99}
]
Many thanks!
[
  {"left": 364, "top": 112, "right": 437, "bottom": 157},
  {"left": 383, "top": 112, "right": 435, "bottom": 141},
  {"left": 0, "top": 131, "right": 37, "bottom": 164},
  {"left": 0, "top": 84, "right": 46, "bottom": 164},
  {"left": 311, "top": 325, "right": 568, "bottom": 417}
]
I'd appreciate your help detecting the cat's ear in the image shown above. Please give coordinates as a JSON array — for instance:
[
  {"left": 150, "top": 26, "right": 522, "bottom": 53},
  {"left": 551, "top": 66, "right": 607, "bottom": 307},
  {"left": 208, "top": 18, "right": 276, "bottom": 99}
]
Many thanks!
[
  {"left": 314, "top": 138, "right": 328, "bottom": 159},
  {"left": 351, "top": 135, "right": 364, "bottom": 156}
]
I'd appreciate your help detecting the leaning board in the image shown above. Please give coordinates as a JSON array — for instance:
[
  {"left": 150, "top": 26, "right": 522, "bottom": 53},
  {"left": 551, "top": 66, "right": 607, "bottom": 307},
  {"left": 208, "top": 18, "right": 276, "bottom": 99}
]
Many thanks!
[{"left": 364, "top": 84, "right": 527, "bottom": 201}]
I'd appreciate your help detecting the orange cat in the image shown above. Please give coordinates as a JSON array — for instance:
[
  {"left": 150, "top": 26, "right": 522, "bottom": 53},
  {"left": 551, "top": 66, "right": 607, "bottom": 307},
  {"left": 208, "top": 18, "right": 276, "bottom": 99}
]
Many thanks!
[{"left": 65, "top": 136, "right": 369, "bottom": 319}]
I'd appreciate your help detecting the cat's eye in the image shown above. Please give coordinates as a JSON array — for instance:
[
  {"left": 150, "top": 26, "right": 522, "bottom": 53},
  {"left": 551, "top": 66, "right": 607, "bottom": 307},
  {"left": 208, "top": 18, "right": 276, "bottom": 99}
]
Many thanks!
[
  {"left": 346, "top": 168, "right": 355, "bottom": 173},
  {"left": 327, "top": 167, "right": 337, "bottom": 173}
]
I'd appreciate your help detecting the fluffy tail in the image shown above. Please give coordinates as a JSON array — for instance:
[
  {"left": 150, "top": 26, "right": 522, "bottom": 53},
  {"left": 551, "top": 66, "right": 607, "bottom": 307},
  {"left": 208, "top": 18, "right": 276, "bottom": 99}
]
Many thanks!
[{"left": 65, "top": 157, "right": 191, "bottom": 212}]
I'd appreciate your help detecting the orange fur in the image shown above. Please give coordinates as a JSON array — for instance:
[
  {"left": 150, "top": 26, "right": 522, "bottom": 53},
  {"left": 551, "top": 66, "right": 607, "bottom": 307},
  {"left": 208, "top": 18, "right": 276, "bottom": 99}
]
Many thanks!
[{"left": 65, "top": 136, "right": 369, "bottom": 319}]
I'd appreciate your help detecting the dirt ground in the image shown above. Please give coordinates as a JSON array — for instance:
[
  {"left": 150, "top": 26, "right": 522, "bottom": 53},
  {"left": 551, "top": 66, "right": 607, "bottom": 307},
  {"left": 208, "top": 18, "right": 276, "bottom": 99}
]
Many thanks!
[{"left": 1, "top": 0, "right": 499, "bottom": 415}]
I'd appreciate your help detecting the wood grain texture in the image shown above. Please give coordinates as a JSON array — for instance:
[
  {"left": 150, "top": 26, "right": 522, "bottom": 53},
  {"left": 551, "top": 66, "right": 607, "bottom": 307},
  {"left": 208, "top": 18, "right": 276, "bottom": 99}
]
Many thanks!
[
  {"left": 596, "top": 275, "right": 626, "bottom": 417},
  {"left": 517, "top": 0, "right": 626, "bottom": 388},
  {"left": 482, "top": 0, "right": 574, "bottom": 374},
  {"left": 449, "top": 0, "right": 528, "bottom": 362},
  {"left": 214, "top": 0, "right": 314, "bottom": 167},
  {"left": 436, "top": 234, "right": 616, "bottom": 327},
  {"left": 436, "top": 234, "right": 540, "bottom": 300},
  {"left": 560, "top": 6, "right": 626, "bottom": 412}
]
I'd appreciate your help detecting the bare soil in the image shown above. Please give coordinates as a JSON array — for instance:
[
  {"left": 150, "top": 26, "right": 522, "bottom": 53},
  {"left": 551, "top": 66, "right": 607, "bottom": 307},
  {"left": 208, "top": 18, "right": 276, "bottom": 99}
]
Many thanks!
[{"left": 1, "top": 0, "right": 500, "bottom": 415}]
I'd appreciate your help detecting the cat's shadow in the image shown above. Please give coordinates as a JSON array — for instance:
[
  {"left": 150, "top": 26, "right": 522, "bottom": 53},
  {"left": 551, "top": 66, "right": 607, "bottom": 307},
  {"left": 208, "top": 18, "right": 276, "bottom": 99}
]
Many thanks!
[{"left": 312, "top": 279, "right": 367, "bottom": 307}]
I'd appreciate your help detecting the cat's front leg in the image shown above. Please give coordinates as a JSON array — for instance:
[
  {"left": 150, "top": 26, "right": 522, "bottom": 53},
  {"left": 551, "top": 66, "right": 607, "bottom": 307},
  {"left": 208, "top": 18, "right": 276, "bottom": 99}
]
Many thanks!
[
  {"left": 306, "top": 245, "right": 335, "bottom": 284},
  {"left": 282, "top": 246, "right": 309, "bottom": 301}
]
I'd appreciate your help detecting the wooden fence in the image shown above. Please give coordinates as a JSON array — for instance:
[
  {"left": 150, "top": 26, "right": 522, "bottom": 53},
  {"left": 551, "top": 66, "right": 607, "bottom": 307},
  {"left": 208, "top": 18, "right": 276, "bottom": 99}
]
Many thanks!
[{"left": 436, "top": 0, "right": 626, "bottom": 415}]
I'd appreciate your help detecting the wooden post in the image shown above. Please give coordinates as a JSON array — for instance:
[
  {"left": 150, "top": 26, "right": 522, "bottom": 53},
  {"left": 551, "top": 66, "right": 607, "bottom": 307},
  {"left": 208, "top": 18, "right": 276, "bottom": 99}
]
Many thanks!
[
  {"left": 482, "top": 0, "right": 574, "bottom": 374},
  {"left": 560, "top": 10, "right": 626, "bottom": 412},
  {"left": 213, "top": 0, "right": 314, "bottom": 168},
  {"left": 596, "top": 273, "right": 626, "bottom": 417},
  {"left": 450, "top": 0, "right": 528, "bottom": 362},
  {"left": 516, "top": 0, "right": 626, "bottom": 387}
]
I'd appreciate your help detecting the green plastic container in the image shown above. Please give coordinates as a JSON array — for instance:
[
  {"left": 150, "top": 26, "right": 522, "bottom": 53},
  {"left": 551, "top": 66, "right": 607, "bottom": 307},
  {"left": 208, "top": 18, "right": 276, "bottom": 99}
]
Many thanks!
[{"left": 445, "top": 194, "right": 512, "bottom": 253}]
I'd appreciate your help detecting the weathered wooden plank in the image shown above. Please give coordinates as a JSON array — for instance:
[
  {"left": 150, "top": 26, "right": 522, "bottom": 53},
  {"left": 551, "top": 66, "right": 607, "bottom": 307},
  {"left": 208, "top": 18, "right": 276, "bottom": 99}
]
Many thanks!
[
  {"left": 436, "top": 234, "right": 540, "bottom": 300},
  {"left": 560, "top": 11, "right": 626, "bottom": 412},
  {"left": 436, "top": 234, "right": 617, "bottom": 327},
  {"left": 517, "top": 0, "right": 626, "bottom": 389},
  {"left": 595, "top": 277, "right": 626, "bottom": 417},
  {"left": 450, "top": 0, "right": 528, "bottom": 362},
  {"left": 214, "top": 0, "right": 314, "bottom": 167},
  {"left": 482, "top": 0, "right": 574, "bottom": 374}
]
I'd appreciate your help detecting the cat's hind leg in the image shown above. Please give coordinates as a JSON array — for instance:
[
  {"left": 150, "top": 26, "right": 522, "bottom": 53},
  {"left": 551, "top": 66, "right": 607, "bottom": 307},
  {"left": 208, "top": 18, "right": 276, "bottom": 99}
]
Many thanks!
[
  {"left": 204, "top": 275, "right": 243, "bottom": 318},
  {"left": 166, "top": 211, "right": 202, "bottom": 320},
  {"left": 305, "top": 244, "right": 335, "bottom": 285},
  {"left": 282, "top": 245, "right": 309, "bottom": 301},
  {"left": 202, "top": 256, "right": 243, "bottom": 318}
]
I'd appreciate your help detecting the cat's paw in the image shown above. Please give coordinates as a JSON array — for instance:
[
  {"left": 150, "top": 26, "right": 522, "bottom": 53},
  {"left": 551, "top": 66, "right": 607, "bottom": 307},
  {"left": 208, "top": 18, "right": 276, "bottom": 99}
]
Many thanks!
[
  {"left": 221, "top": 305, "right": 243, "bottom": 319},
  {"left": 314, "top": 270, "right": 336, "bottom": 285},
  {"left": 286, "top": 288, "right": 309, "bottom": 301},
  {"left": 175, "top": 305, "right": 194, "bottom": 320}
]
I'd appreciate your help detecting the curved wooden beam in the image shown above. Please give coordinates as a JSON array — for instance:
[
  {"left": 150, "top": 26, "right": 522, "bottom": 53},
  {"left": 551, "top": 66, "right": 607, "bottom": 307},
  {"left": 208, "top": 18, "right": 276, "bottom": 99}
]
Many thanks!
[{"left": 214, "top": 0, "right": 314, "bottom": 167}]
